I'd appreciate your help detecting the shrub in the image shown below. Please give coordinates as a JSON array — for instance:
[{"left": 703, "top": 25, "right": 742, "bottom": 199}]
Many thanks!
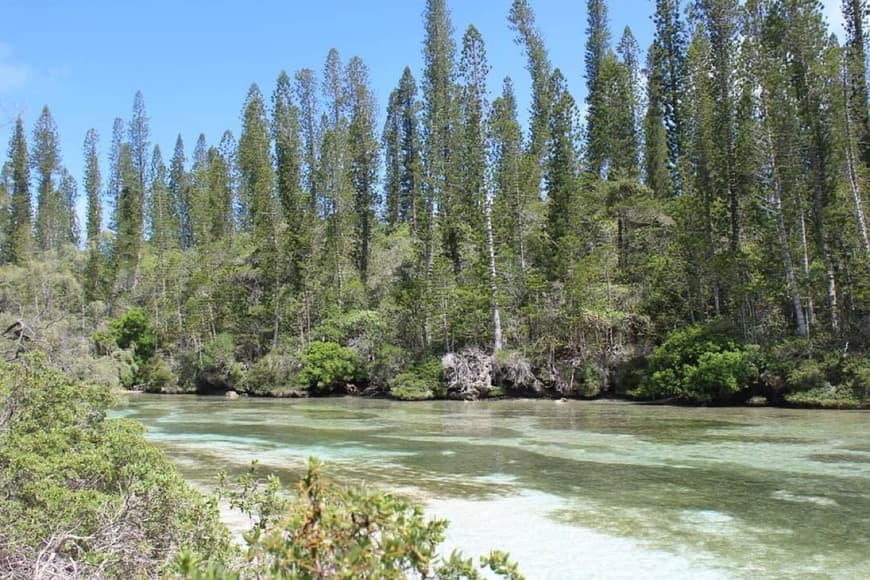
[
  {"left": 298, "top": 341, "right": 363, "bottom": 393},
  {"left": 94, "top": 307, "right": 158, "bottom": 389},
  {"left": 240, "top": 347, "right": 303, "bottom": 396},
  {"left": 177, "top": 459, "right": 524, "bottom": 579},
  {"left": 388, "top": 358, "right": 446, "bottom": 401},
  {"left": 0, "top": 353, "right": 230, "bottom": 577},
  {"left": 630, "top": 323, "right": 759, "bottom": 403}
]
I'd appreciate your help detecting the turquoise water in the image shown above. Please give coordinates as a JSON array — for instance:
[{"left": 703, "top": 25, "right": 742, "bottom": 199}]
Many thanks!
[{"left": 117, "top": 396, "right": 870, "bottom": 579}]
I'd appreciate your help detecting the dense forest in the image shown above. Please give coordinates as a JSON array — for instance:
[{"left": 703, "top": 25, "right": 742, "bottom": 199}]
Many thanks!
[{"left": 1, "top": 0, "right": 869, "bottom": 406}]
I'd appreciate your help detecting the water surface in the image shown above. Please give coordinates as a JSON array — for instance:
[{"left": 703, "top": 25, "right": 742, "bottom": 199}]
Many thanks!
[{"left": 117, "top": 396, "right": 870, "bottom": 579}]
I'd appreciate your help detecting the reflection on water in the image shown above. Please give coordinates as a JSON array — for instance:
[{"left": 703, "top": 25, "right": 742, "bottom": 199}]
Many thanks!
[{"left": 115, "top": 396, "right": 870, "bottom": 579}]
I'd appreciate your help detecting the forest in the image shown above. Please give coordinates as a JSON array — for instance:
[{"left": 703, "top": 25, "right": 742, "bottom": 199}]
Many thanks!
[{"left": 1, "top": 0, "right": 869, "bottom": 407}]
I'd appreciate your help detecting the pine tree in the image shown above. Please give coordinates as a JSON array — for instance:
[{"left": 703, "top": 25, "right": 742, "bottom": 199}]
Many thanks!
[
  {"left": 843, "top": 0, "right": 870, "bottom": 166},
  {"left": 545, "top": 69, "right": 579, "bottom": 279},
  {"left": 107, "top": 117, "right": 124, "bottom": 233},
  {"left": 643, "top": 45, "right": 673, "bottom": 196},
  {"left": 6, "top": 117, "right": 31, "bottom": 265},
  {"left": 148, "top": 144, "right": 175, "bottom": 253},
  {"left": 346, "top": 56, "right": 379, "bottom": 283},
  {"left": 458, "top": 25, "right": 490, "bottom": 252},
  {"left": 0, "top": 164, "right": 9, "bottom": 261},
  {"left": 745, "top": 0, "right": 808, "bottom": 336},
  {"left": 169, "top": 135, "right": 190, "bottom": 247},
  {"left": 83, "top": 128, "right": 102, "bottom": 302},
  {"left": 189, "top": 133, "right": 210, "bottom": 247},
  {"left": 295, "top": 68, "right": 320, "bottom": 216},
  {"left": 129, "top": 91, "right": 150, "bottom": 196},
  {"left": 272, "top": 70, "right": 308, "bottom": 291},
  {"left": 841, "top": 0, "right": 870, "bottom": 265},
  {"left": 694, "top": 0, "right": 742, "bottom": 253},
  {"left": 652, "top": 0, "right": 689, "bottom": 194},
  {"left": 585, "top": 0, "right": 613, "bottom": 177},
  {"left": 422, "top": 0, "right": 458, "bottom": 274},
  {"left": 31, "top": 106, "right": 63, "bottom": 251},
  {"left": 617, "top": 26, "right": 643, "bottom": 147},
  {"left": 239, "top": 83, "right": 279, "bottom": 349},
  {"left": 397, "top": 68, "right": 424, "bottom": 232},
  {"left": 114, "top": 143, "right": 142, "bottom": 269},
  {"left": 596, "top": 52, "right": 641, "bottom": 179},
  {"left": 490, "top": 77, "right": 528, "bottom": 269},
  {"left": 240, "top": 84, "right": 276, "bottom": 244},
  {"left": 509, "top": 0, "right": 552, "bottom": 167},
  {"left": 383, "top": 87, "right": 402, "bottom": 227},
  {"left": 218, "top": 130, "right": 239, "bottom": 229},
  {"left": 206, "top": 143, "right": 234, "bottom": 244},
  {"left": 781, "top": 0, "right": 843, "bottom": 332},
  {"left": 318, "top": 49, "right": 355, "bottom": 306},
  {"left": 57, "top": 168, "right": 79, "bottom": 246}
]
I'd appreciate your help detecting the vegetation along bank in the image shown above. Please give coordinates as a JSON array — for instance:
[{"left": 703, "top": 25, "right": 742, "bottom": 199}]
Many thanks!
[{"left": 1, "top": 0, "right": 869, "bottom": 409}]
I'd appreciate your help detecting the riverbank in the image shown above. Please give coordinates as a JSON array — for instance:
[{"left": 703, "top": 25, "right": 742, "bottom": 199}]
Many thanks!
[{"left": 130, "top": 387, "right": 870, "bottom": 411}]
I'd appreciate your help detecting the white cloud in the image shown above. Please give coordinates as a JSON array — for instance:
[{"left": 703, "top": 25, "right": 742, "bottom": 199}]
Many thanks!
[{"left": 0, "top": 43, "right": 32, "bottom": 95}]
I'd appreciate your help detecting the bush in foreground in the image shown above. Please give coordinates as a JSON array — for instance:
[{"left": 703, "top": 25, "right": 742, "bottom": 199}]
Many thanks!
[
  {"left": 176, "top": 459, "right": 524, "bottom": 579},
  {"left": 0, "top": 353, "right": 230, "bottom": 578}
]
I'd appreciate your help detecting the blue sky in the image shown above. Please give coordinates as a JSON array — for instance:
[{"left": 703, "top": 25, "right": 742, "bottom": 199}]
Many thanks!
[{"left": 0, "top": 0, "right": 845, "bottom": 200}]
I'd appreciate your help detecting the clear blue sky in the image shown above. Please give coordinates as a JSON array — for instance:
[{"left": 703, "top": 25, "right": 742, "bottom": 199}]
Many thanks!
[{"left": 0, "top": 0, "right": 845, "bottom": 199}]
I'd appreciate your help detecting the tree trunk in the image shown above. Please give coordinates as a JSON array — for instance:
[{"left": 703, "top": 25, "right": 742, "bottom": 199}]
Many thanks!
[{"left": 485, "top": 197, "right": 503, "bottom": 353}]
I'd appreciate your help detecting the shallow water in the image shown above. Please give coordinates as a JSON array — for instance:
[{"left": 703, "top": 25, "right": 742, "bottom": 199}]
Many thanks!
[{"left": 116, "top": 396, "right": 870, "bottom": 579}]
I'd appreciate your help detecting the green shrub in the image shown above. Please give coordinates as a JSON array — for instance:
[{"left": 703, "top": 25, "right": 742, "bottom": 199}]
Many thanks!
[
  {"left": 240, "top": 348, "right": 303, "bottom": 395},
  {"left": 177, "top": 459, "right": 524, "bottom": 579},
  {"left": 785, "top": 386, "right": 862, "bottom": 408},
  {"left": 787, "top": 359, "right": 829, "bottom": 391},
  {"left": 94, "top": 307, "right": 158, "bottom": 388},
  {"left": 389, "top": 357, "right": 445, "bottom": 401},
  {"left": 298, "top": 341, "right": 363, "bottom": 393},
  {"left": 0, "top": 353, "right": 230, "bottom": 577},
  {"left": 630, "top": 323, "right": 759, "bottom": 403},
  {"left": 142, "top": 355, "right": 180, "bottom": 393}
]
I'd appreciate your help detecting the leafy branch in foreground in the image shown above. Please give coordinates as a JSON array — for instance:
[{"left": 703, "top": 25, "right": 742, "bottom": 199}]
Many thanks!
[{"left": 176, "top": 458, "right": 524, "bottom": 580}]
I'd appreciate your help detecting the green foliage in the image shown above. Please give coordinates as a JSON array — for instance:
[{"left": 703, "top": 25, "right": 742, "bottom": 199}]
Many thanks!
[
  {"left": 390, "top": 357, "right": 445, "bottom": 400},
  {"left": 177, "top": 458, "right": 523, "bottom": 579},
  {"left": 764, "top": 339, "right": 870, "bottom": 404},
  {"left": 240, "top": 344, "right": 303, "bottom": 396},
  {"left": 0, "top": 353, "right": 230, "bottom": 577},
  {"left": 299, "top": 341, "right": 363, "bottom": 393},
  {"left": 784, "top": 386, "right": 863, "bottom": 409},
  {"left": 94, "top": 307, "right": 159, "bottom": 388},
  {"left": 630, "top": 323, "right": 759, "bottom": 402},
  {"left": 199, "top": 333, "right": 244, "bottom": 390}
]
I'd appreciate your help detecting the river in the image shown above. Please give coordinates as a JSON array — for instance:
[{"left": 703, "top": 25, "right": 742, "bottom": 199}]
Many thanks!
[{"left": 115, "top": 396, "right": 870, "bottom": 579}]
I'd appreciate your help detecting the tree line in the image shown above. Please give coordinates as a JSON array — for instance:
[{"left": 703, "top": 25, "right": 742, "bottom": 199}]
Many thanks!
[{"left": 1, "top": 0, "right": 868, "bottom": 404}]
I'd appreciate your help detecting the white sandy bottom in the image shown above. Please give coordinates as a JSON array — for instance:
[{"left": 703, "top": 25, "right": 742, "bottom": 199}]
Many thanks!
[{"left": 426, "top": 492, "right": 730, "bottom": 580}]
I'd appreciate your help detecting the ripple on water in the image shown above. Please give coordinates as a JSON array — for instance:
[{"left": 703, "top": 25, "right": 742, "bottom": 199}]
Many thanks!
[{"left": 771, "top": 490, "right": 839, "bottom": 507}]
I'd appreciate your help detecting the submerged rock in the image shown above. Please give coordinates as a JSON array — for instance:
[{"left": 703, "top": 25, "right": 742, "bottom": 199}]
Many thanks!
[{"left": 225, "top": 390, "right": 240, "bottom": 399}]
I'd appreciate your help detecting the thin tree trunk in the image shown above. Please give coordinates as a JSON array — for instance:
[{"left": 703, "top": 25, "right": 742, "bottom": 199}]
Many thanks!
[
  {"left": 811, "top": 164, "right": 839, "bottom": 333},
  {"left": 796, "top": 202, "right": 813, "bottom": 333},
  {"left": 485, "top": 197, "right": 503, "bottom": 353}
]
